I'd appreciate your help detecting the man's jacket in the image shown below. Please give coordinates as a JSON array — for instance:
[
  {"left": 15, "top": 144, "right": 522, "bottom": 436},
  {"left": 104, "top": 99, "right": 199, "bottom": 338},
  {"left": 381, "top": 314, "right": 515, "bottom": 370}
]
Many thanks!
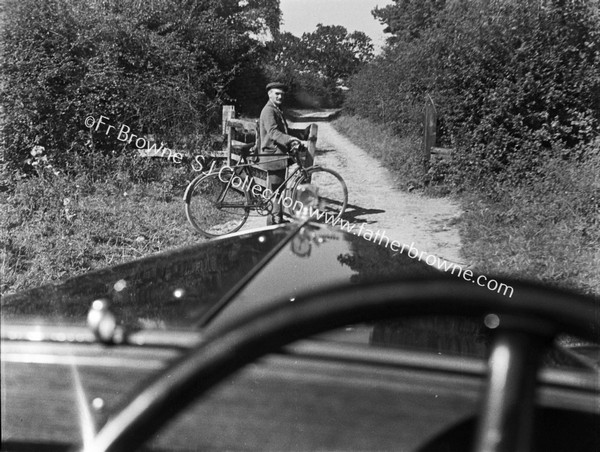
[{"left": 258, "top": 101, "right": 302, "bottom": 171}]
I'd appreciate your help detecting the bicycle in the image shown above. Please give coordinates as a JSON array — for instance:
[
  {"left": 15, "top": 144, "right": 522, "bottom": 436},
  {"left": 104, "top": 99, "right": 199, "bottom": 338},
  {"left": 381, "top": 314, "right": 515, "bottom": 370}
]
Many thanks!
[{"left": 184, "top": 143, "right": 348, "bottom": 237}]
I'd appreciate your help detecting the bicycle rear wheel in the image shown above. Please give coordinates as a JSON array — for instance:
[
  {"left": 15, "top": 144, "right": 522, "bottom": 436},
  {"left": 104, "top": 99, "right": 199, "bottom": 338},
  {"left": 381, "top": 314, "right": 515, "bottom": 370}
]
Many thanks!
[
  {"left": 184, "top": 172, "right": 250, "bottom": 237},
  {"left": 291, "top": 166, "right": 348, "bottom": 223}
]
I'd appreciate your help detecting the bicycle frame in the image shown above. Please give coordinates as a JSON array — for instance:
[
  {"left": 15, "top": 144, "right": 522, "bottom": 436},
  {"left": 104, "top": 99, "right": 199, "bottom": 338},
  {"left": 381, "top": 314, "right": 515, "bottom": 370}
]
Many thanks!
[
  {"left": 184, "top": 144, "right": 347, "bottom": 236},
  {"left": 216, "top": 150, "right": 310, "bottom": 214}
]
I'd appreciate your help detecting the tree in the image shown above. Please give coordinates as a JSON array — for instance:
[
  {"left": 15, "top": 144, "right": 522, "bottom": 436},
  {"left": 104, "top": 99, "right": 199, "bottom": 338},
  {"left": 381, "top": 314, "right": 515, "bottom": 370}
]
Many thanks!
[
  {"left": 372, "top": 0, "right": 447, "bottom": 45},
  {"left": 264, "top": 24, "right": 373, "bottom": 107},
  {"left": 268, "top": 24, "right": 373, "bottom": 82},
  {"left": 301, "top": 24, "right": 374, "bottom": 81}
]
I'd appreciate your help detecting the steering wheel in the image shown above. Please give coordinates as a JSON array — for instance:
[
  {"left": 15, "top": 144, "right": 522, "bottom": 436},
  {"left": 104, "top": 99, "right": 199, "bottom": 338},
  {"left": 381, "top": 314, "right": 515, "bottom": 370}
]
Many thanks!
[{"left": 85, "top": 277, "right": 598, "bottom": 452}]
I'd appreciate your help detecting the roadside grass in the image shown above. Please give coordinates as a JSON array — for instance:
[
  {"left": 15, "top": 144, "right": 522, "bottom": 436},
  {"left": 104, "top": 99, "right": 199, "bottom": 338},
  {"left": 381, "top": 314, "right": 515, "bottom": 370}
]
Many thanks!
[
  {"left": 3, "top": 119, "right": 598, "bottom": 298},
  {"left": 460, "top": 155, "right": 600, "bottom": 296},
  {"left": 1, "top": 163, "right": 204, "bottom": 295},
  {"left": 331, "top": 115, "right": 425, "bottom": 191},
  {"left": 331, "top": 113, "right": 600, "bottom": 295}
]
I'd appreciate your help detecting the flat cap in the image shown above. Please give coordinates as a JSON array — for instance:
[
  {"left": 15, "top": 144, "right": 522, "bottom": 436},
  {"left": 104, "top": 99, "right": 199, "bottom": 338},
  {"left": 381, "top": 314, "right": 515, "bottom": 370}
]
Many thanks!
[{"left": 266, "top": 82, "right": 288, "bottom": 91}]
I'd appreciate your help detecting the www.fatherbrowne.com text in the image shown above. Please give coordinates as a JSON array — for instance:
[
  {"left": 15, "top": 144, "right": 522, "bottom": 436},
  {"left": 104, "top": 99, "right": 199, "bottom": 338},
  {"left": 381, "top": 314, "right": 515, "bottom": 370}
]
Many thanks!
[
  {"left": 308, "top": 208, "right": 514, "bottom": 298},
  {"left": 213, "top": 163, "right": 514, "bottom": 298}
]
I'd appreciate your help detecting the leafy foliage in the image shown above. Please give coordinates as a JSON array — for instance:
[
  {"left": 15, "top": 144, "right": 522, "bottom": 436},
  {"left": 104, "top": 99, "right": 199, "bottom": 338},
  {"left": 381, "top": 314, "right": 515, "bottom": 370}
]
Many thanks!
[
  {"left": 301, "top": 25, "right": 374, "bottom": 81},
  {"left": 373, "top": 0, "right": 446, "bottom": 45},
  {"left": 1, "top": 0, "right": 280, "bottom": 173},
  {"left": 0, "top": 144, "right": 206, "bottom": 295},
  {"left": 343, "top": 44, "right": 426, "bottom": 134},
  {"left": 264, "top": 25, "right": 374, "bottom": 108},
  {"left": 346, "top": 0, "right": 600, "bottom": 187}
]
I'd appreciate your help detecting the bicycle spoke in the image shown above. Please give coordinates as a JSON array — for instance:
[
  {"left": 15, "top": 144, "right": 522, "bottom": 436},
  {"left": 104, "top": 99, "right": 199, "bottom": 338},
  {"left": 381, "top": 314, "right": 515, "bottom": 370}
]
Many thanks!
[
  {"left": 292, "top": 167, "right": 348, "bottom": 222},
  {"left": 185, "top": 173, "right": 250, "bottom": 237}
]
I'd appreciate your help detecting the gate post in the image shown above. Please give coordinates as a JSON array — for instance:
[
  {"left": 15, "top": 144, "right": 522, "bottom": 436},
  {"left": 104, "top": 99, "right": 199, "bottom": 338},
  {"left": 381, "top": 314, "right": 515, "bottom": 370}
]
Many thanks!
[
  {"left": 306, "top": 124, "right": 318, "bottom": 167},
  {"left": 223, "top": 106, "right": 235, "bottom": 167}
]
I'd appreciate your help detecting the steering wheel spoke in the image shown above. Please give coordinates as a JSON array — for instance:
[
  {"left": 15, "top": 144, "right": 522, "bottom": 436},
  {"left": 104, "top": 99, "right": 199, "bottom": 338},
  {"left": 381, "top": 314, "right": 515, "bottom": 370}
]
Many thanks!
[
  {"left": 85, "top": 278, "right": 598, "bottom": 452},
  {"left": 474, "top": 324, "right": 551, "bottom": 452}
]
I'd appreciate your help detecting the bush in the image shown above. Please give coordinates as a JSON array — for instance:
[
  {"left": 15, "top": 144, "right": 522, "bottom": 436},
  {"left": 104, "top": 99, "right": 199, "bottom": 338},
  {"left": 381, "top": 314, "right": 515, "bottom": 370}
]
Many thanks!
[
  {"left": 460, "top": 150, "right": 600, "bottom": 295},
  {"left": 345, "top": 0, "right": 600, "bottom": 189},
  {"left": 344, "top": 53, "right": 424, "bottom": 136},
  {"left": 0, "top": 156, "right": 201, "bottom": 295},
  {"left": 1, "top": 0, "right": 279, "bottom": 174},
  {"left": 440, "top": 1, "right": 599, "bottom": 188}
]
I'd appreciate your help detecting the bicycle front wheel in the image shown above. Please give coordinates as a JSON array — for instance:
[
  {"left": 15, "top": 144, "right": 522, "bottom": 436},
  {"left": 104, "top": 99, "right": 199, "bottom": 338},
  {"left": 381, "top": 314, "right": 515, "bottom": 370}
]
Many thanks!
[
  {"left": 291, "top": 166, "right": 348, "bottom": 223},
  {"left": 184, "top": 172, "right": 250, "bottom": 237}
]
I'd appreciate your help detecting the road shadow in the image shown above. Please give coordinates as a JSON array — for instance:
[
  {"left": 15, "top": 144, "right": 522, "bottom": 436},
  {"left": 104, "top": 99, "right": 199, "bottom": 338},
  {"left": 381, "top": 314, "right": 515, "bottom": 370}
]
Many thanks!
[
  {"left": 314, "top": 148, "right": 336, "bottom": 156},
  {"left": 287, "top": 109, "right": 341, "bottom": 122},
  {"left": 342, "top": 203, "right": 384, "bottom": 224}
]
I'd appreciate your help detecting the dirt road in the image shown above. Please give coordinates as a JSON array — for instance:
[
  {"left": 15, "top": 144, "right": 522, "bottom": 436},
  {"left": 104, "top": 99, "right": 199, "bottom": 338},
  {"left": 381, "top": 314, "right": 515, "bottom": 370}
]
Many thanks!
[{"left": 243, "top": 119, "right": 465, "bottom": 267}]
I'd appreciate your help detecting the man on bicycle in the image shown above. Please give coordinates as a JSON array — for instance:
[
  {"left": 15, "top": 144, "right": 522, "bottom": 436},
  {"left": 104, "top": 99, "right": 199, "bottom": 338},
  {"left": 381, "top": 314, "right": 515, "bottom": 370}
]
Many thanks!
[{"left": 258, "top": 82, "right": 305, "bottom": 225}]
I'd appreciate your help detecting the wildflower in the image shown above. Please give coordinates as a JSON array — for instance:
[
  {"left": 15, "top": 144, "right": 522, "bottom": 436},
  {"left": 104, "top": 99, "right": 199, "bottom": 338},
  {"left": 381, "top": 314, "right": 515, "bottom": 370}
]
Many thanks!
[{"left": 30, "top": 145, "right": 45, "bottom": 157}]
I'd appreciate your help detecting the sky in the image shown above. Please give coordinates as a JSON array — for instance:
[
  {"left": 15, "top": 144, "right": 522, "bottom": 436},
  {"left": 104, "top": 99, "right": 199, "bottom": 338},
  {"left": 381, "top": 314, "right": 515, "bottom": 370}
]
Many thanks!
[{"left": 279, "top": 0, "right": 394, "bottom": 52}]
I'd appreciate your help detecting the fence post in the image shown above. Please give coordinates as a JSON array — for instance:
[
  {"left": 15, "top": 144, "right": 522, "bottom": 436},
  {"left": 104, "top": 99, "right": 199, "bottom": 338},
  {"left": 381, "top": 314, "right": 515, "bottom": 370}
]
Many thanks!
[
  {"left": 306, "top": 124, "right": 318, "bottom": 167},
  {"left": 222, "top": 106, "right": 235, "bottom": 167}
]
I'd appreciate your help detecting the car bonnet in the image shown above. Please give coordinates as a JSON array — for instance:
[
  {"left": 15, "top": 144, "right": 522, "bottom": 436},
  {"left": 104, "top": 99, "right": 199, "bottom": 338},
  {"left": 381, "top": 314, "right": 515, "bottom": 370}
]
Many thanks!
[{"left": 1, "top": 222, "right": 438, "bottom": 336}]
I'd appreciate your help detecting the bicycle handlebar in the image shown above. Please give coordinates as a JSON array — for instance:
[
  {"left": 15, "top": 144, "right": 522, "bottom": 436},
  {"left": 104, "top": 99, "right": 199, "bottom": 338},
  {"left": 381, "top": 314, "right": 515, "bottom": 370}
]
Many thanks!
[{"left": 288, "top": 142, "right": 309, "bottom": 167}]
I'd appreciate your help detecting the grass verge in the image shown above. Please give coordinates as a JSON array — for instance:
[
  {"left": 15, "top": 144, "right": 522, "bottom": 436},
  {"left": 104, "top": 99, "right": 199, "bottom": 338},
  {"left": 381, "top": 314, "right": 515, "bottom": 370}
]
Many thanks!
[
  {"left": 331, "top": 115, "right": 425, "bottom": 191},
  {"left": 1, "top": 162, "right": 204, "bottom": 295},
  {"left": 460, "top": 155, "right": 600, "bottom": 296},
  {"left": 331, "top": 114, "right": 599, "bottom": 296}
]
